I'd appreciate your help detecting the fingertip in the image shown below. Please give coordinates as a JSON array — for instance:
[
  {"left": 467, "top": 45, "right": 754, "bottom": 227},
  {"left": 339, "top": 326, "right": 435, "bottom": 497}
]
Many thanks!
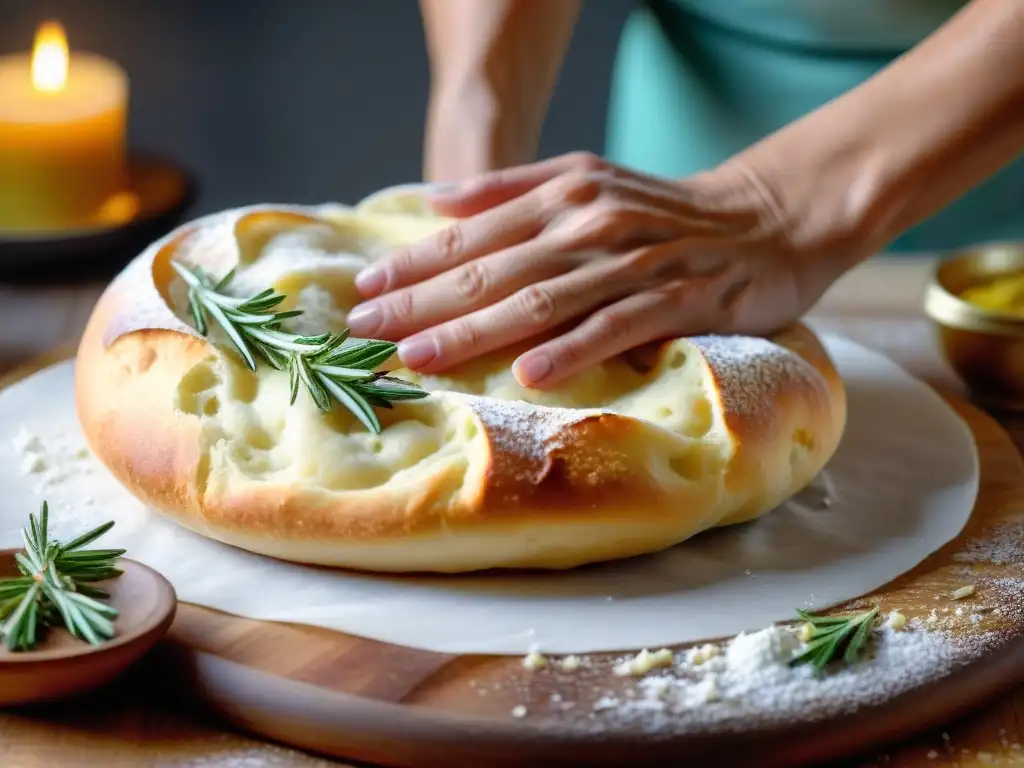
[
  {"left": 397, "top": 335, "right": 438, "bottom": 371},
  {"left": 511, "top": 353, "right": 554, "bottom": 389},
  {"left": 354, "top": 266, "right": 387, "bottom": 298}
]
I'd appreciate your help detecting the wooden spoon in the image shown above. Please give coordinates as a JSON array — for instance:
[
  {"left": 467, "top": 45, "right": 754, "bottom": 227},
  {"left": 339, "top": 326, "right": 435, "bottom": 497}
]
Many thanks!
[{"left": 0, "top": 547, "right": 176, "bottom": 706}]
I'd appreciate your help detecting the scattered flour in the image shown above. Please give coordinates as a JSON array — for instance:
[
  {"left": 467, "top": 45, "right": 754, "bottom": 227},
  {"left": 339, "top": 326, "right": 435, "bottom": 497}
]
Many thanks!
[
  {"left": 9, "top": 423, "right": 97, "bottom": 497},
  {"left": 568, "top": 619, "right": 997, "bottom": 734},
  {"left": 954, "top": 520, "right": 1024, "bottom": 565}
]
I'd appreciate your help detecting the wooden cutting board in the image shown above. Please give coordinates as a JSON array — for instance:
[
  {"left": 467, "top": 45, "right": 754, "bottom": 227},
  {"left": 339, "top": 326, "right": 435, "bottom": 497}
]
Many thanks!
[
  {"left": 151, "top": 397, "right": 1024, "bottom": 768},
  {"left": 5, "top": 351, "right": 1024, "bottom": 768}
]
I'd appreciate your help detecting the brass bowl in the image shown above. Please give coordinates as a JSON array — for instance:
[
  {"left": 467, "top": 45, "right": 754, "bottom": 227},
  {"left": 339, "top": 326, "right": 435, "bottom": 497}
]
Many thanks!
[{"left": 923, "top": 243, "right": 1024, "bottom": 410}]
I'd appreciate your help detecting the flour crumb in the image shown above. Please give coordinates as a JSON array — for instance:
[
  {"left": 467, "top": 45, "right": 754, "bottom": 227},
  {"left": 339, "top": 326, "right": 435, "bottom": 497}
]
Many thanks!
[
  {"left": 686, "top": 643, "right": 722, "bottom": 665},
  {"left": 885, "top": 610, "right": 907, "bottom": 631},
  {"left": 559, "top": 654, "right": 582, "bottom": 671},
  {"left": 19, "top": 451, "right": 47, "bottom": 474},
  {"left": 522, "top": 644, "right": 547, "bottom": 670},
  {"left": 613, "top": 648, "right": 674, "bottom": 677},
  {"left": 951, "top": 585, "right": 975, "bottom": 600}
]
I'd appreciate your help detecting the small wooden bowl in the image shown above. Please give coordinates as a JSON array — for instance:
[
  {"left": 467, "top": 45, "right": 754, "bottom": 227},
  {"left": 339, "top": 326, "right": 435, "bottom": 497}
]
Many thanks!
[
  {"left": 923, "top": 243, "right": 1024, "bottom": 410},
  {"left": 0, "top": 548, "right": 177, "bottom": 707}
]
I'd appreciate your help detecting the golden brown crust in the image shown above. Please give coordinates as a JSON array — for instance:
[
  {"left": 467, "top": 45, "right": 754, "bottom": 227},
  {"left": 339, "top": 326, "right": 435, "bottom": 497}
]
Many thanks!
[{"left": 74, "top": 198, "right": 847, "bottom": 573}]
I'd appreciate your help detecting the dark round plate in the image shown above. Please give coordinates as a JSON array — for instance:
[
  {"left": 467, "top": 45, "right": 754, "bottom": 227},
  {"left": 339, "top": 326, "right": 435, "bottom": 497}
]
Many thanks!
[{"left": 0, "top": 150, "right": 197, "bottom": 284}]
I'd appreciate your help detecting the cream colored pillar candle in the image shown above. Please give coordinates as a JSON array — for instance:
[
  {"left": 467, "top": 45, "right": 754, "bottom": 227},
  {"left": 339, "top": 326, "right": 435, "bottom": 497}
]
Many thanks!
[{"left": 0, "top": 22, "right": 128, "bottom": 233}]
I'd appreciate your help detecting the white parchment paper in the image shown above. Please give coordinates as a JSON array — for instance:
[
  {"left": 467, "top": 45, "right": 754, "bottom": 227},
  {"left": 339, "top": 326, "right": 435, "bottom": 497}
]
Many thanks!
[{"left": 0, "top": 334, "right": 978, "bottom": 654}]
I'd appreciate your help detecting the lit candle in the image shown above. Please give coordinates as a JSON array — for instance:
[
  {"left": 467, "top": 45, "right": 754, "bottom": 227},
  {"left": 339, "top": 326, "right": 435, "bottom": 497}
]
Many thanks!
[{"left": 0, "top": 21, "right": 128, "bottom": 233}]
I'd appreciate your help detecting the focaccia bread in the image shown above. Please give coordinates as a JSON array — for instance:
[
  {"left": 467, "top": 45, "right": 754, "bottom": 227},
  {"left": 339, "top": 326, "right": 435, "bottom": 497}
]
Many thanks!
[{"left": 74, "top": 186, "right": 847, "bottom": 573}]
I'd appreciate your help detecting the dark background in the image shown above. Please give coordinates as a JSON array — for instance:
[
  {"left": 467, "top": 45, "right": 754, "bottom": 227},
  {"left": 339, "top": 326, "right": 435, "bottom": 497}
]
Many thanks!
[{"left": 0, "top": 1, "right": 634, "bottom": 217}]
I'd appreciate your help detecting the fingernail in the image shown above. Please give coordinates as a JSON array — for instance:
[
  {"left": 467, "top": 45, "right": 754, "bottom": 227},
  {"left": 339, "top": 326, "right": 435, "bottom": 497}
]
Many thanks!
[
  {"left": 513, "top": 354, "right": 553, "bottom": 387},
  {"left": 398, "top": 336, "right": 437, "bottom": 369},
  {"left": 346, "top": 303, "right": 382, "bottom": 335},
  {"left": 354, "top": 266, "right": 386, "bottom": 297}
]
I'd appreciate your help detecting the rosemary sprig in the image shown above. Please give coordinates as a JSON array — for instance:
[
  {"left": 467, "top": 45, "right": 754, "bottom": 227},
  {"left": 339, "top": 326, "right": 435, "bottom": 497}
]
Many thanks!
[
  {"left": 0, "top": 501, "right": 125, "bottom": 652},
  {"left": 171, "top": 260, "right": 428, "bottom": 433},
  {"left": 789, "top": 606, "right": 879, "bottom": 670}
]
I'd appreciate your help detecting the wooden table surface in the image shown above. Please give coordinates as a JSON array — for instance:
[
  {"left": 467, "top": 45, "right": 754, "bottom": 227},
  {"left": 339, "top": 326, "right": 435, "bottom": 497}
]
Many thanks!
[{"left": 1, "top": 256, "right": 1023, "bottom": 768}]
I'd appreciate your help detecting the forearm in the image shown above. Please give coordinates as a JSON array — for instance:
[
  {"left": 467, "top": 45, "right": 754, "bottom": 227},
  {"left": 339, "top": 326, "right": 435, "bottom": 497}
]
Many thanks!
[
  {"left": 419, "top": 0, "right": 580, "bottom": 181},
  {"left": 735, "top": 0, "right": 1024, "bottom": 264}
]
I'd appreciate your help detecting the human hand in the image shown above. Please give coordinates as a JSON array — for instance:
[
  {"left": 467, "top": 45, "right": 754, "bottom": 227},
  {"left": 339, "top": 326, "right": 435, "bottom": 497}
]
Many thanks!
[{"left": 347, "top": 152, "right": 847, "bottom": 389}]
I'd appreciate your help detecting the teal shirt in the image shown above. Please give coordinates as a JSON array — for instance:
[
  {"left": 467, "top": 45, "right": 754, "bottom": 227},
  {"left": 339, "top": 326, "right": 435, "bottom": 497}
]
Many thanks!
[{"left": 605, "top": 0, "right": 1024, "bottom": 253}]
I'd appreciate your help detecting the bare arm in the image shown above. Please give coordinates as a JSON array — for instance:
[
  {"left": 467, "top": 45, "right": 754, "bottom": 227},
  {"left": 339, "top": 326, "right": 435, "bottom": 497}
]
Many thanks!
[
  {"left": 734, "top": 0, "right": 1024, "bottom": 269},
  {"left": 418, "top": 0, "right": 581, "bottom": 182}
]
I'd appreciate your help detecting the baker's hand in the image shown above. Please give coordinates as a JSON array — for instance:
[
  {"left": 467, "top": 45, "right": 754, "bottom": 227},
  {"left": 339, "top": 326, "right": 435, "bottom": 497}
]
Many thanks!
[{"left": 347, "top": 152, "right": 839, "bottom": 389}]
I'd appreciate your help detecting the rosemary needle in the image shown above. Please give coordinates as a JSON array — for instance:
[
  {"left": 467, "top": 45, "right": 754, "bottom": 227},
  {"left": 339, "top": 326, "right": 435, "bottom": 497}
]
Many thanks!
[
  {"left": 789, "top": 606, "right": 880, "bottom": 670},
  {"left": 0, "top": 501, "right": 124, "bottom": 652},
  {"left": 171, "top": 260, "right": 428, "bottom": 433}
]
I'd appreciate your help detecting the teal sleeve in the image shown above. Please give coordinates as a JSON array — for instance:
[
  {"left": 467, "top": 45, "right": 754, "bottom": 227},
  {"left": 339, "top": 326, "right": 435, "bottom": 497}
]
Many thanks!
[{"left": 604, "top": 0, "right": 1024, "bottom": 253}]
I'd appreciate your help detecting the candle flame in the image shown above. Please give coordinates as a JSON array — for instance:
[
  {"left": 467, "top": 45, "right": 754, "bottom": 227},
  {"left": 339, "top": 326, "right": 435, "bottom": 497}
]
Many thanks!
[{"left": 31, "top": 21, "right": 69, "bottom": 93}]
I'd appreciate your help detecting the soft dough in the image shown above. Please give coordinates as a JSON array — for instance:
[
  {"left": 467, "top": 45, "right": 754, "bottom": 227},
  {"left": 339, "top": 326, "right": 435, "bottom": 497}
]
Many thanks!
[{"left": 74, "top": 186, "right": 847, "bottom": 573}]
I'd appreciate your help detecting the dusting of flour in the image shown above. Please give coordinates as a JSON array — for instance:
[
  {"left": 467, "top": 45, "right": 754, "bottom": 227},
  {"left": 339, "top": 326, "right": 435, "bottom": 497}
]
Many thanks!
[
  {"left": 689, "top": 335, "right": 823, "bottom": 418},
  {"left": 455, "top": 394, "right": 600, "bottom": 470}
]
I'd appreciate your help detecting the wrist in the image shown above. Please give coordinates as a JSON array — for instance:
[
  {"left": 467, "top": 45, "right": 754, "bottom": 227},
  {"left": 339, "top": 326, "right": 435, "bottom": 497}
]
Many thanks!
[
  {"left": 425, "top": 77, "right": 539, "bottom": 182},
  {"left": 725, "top": 122, "right": 887, "bottom": 277}
]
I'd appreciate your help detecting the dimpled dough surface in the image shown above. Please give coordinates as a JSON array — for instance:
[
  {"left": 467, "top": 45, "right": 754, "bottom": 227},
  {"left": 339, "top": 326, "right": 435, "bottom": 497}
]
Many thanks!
[{"left": 72, "top": 186, "right": 847, "bottom": 573}]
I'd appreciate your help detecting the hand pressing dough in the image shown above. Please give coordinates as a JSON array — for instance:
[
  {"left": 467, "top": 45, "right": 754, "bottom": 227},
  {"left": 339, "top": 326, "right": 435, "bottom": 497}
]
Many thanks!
[{"left": 74, "top": 186, "right": 847, "bottom": 573}]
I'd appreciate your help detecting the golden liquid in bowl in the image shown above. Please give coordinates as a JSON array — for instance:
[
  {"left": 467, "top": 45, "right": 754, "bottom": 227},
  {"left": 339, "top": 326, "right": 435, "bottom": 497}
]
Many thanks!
[{"left": 960, "top": 271, "right": 1024, "bottom": 318}]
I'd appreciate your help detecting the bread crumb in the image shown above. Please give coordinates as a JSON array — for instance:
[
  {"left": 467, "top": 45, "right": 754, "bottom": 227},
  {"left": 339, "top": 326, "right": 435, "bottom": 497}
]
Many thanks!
[
  {"left": 885, "top": 610, "right": 907, "bottom": 630},
  {"left": 522, "top": 644, "right": 547, "bottom": 670},
  {"left": 686, "top": 644, "right": 721, "bottom": 665},
  {"left": 951, "top": 585, "right": 975, "bottom": 600},
  {"left": 559, "top": 655, "right": 581, "bottom": 671},
  {"left": 511, "top": 705, "right": 527, "bottom": 718},
  {"left": 613, "top": 648, "right": 674, "bottom": 677},
  {"left": 19, "top": 452, "right": 46, "bottom": 474},
  {"left": 977, "top": 752, "right": 993, "bottom": 763},
  {"left": 926, "top": 750, "right": 938, "bottom": 760},
  {"left": 798, "top": 623, "right": 814, "bottom": 642}
]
